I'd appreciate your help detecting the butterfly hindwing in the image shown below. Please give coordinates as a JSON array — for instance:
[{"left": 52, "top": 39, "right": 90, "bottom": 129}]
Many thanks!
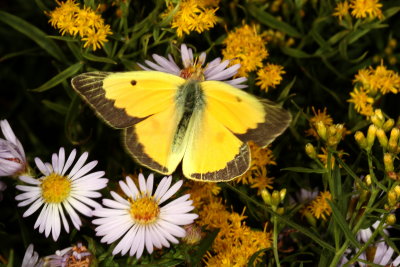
[{"left": 182, "top": 108, "right": 250, "bottom": 182}]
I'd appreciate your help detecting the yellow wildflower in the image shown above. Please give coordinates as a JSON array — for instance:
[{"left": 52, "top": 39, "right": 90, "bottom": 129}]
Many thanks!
[
  {"left": 185, "top": 181, "right": 221, "bottom": 208},
  {"left": 306, "top": 107, "right": 333, "bottom": 138},
  {"left": 348, "top": 87, "right": 374, "bottom": 116},
  {"left": 81, "top": 24, "right": 112, "bottom": 51},
  {"left": 222, "top": 24, "right": 269, "bottom": 77},
  {"left": 169, "top": 0, "right": 218, "bottom": 38},
  {"left": 235, "top": 142, "right": 276, "bottom": 185},
  {"left": 306, "top": 191, "right": 333, "bottom": 220},
  {"left": 353, "top": 68, "right": 373, "bottom": 90},
  {"left": 250, "top": 166, "right": 275, "bottom": 195},
  {"left": 256, "top": 63, "right": 285, "bottom": 92},
  {"left": 372, "top": 63, "right": 400, "bottom": 94},
  {"left": 350, "top": 0, "right": 383, "bottom": 20},
  {"left": 333, "top": 1, "right": 350, "bottom": 22},
  {"left": 47, "top": 0, "right": 112, "bottom": 51}
]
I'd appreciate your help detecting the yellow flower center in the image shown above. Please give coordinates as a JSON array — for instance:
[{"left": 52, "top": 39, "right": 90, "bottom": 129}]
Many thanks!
[
  {"left": 41, "top": 173, "right": 71, "bottom": 203},
  {"left": 129, "top": 196, "right": 160, "bottom": 225}
]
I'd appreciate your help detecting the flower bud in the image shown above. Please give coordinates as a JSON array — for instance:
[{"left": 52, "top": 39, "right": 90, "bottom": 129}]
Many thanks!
[
  {"left": 183, "top": 224, "right": 202, "bottom": 245},
  {"left": 280, "top": 188, "right": 287, "bottom": 202},
  {"left": 376, "top": 129, "right": 388, "bottom": 149},
  {"left": 384, "top": 153, "right": 394, "bottom": 172},
  {"left": 386, "top": 213, "right": 396, "bottom": 225},
  {"left": 388, "top": 191, "right": 397, "bottom": 206},
  {"left": 366, "top": 125, "right": 377, "bottom": 149},
  {"left": 276, "top": 207, "right": 284, "bottom": 215},
  {"left": 394, "top": 185, "right": 400, "bottom": 197},
  {"left": 388, "top": 128, "right": 399, "bottom": 153},
  {"left": 371, "top": 109, "right": 384, "bottom": 128},
  {"left": 365, "top": 174, "right": 372, "bottom": 186},
  {"left": 305, "top": 143, "right": 317, "bottom": 159},
  {"left": 355, "top": 131, "right": 368, "bottom": 149},
  {"left": 261, "top": 189, "right": 272, "bottom": 206},
  {"left": 316, "top": 121, "right": 327, "bottom": 140},
  {"left": 382, "top": 119, "right": 394, "bottom": 132}
]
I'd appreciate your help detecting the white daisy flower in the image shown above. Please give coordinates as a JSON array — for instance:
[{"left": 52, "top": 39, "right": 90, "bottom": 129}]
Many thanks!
[
  {"left": 0, "top": 119, "right": 27, "bottom": 176},
  {"left": 357, "top": 219, "right": 389, "bottom": 243},
  {"left": 44, "top": 242, "right": 92, "bottom": 266},
  {"left": 22, "top": 244, "right": 43, "bottom": 267},
  {"left": 138, "top": 44, "right": 247, "bottom": 88},
  {"left": 15, "top": 148, "right": 108, "bottom": 241},
  {"left": 92, "top": 173, "right": 198, "bottom": 259},
  {"left": 357, "top": 241, "right": 400, "bottom": 267}
]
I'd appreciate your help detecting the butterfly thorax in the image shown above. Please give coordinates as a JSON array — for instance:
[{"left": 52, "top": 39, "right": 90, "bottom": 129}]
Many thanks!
[
  {"left": 172, "top": 80, "right": 205, "bottom": 151},
  {"left": 180, "top": 66, "right": 205, "bottom": 81}
]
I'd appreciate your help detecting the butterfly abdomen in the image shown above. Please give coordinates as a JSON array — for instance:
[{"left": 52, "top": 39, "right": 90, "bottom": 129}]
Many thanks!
[{"left": 172, "top": 81, "right": 205, "bottom": 151}]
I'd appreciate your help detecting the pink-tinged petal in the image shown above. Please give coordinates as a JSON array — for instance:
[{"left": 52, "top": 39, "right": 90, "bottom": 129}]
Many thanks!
[
  {"left": 57, "top": 148, "right": 65, "bottom": 174},
  {"left": 68, "top": 152, "right": 88, "bottom": 177},
  {"left": 35, "top": 157, "right": 50, "bottom": 176},
  {"left": 126, "top": 176, "right": 140, "bottom": 198},
  {"left": 22, "top": 198, "right": 44, "bottom": 216},
  {"left": 70, "top": 160, "right": 97, "bottom": 180},
  {"left": 19, "top": 175, "right": 40, "bottom": 185},
  {"left": 62, "top": 149, "right": 77, "bottom": 175}
]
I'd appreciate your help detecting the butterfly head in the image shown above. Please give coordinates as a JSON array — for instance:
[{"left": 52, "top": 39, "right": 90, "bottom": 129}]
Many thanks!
[{"left": 180, "top": 57, "right": 206, "bottom": 82}]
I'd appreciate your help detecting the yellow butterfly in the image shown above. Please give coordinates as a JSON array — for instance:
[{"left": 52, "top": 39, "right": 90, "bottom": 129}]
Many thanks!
[{"left": 71, "top": 45, "right": 291, "bottom": 182}]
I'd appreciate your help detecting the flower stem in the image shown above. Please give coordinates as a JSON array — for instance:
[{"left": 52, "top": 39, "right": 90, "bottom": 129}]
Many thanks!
[{"left": 273, "top": 214, "right": 281, "bottom": 267}]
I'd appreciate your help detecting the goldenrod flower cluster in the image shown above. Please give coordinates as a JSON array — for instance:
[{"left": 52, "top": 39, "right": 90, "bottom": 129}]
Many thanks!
[
  {"left": 333, "top": 0, "right": 383, "bottom": 21},
  {"left": 166, "top": 0, "right": 218, "bottom": 38},
  {"left": 348, "top": 62, "right": 400, "bottom": 117},
  {"left": 222, "top": 24, "right": 286, "bottom": 92},
  {"left": 185, "top": 181, "right": 272, "bottom": 265},
  {"left": 47, "top": 0, "right": 112, "bottom": 51},
  {"left": 235, "top": 142, "right": 276, "bottom": 195},
  {"left": 302, "top": 191, "right": 333, "bottom": 222}
]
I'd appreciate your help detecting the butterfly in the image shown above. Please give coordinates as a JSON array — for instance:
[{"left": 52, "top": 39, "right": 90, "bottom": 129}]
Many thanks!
[{"left": 71, "top": 47, "right": 291, "bottom": 182}]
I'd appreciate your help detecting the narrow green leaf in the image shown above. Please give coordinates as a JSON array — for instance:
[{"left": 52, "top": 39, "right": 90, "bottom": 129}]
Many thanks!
[
  {"left": 334, "top": 156, "right": 367, "bottom": 190},
  {"left": 277, "top": 77, "right": 296, "bottom": 103},
  {"left": 6, "top": 249, "right": 13, "bottom": 267},
  {"left": 0, "top": 11, "right": 66, "bottom": 62},
  {"left": 328, "top": 199, "right": 361, "bottom": 249},
  {"left": 190, "top": 229, "right": 220, "bottom": 266},
  {"left": 32, "top": 62, "right": 83, "bottom": 92},
  {"left": 281, "top": 47, "right": 313, "bottom": 58},
  {"left": 82, "top": 53, "right": 118, "bottom": 64},
  {"left": 41, "top": 100, "right": 68, "bottom": 115},
  {"left": 248, "top": 248, "right": 270, "bottom": 266},
  {"left": 248, "top": 5, "right": 301, "bottom": 38},
  {"left": 282, "top": 167, "right": 328, "bottom": 174}
]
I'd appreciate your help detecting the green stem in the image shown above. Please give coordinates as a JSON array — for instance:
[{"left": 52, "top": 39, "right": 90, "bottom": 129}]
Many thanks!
[{"left": 273, "top": 215, "right": 281, "bottom": 267}]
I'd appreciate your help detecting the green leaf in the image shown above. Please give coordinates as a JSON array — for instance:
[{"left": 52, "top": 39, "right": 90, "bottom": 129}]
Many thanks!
[
  {"left": 190, "top": 229, "right": 220, "bottom": 266},
  {"left": 282, "top": 167, "right": 328, "bottom": 174},
  {"left": 277, "top": 77, "right": 296, "bottom": 103},
  {"left": 41, "top": 100, "right": 68, "bottom": 115},
  {"left": 32, "top": 62, "right": 83, "bottom": 92},
  {"left": 82, "top": 53, "right": 118, "bottom": 64},
  {"left": 281, "top": 47, "right": 313, "bottom": 58},
  {"left": 328, "top": 199, "right": 361, "bottom": 249},
  {"left": 0, "top": 11, "right": 66, "bottom": 62},
  {"left": 248, "top": 248, "right": 270, "bottom": 266},
  {"left": 248, "top": 5, "right": 301, "bottom": 38}
]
